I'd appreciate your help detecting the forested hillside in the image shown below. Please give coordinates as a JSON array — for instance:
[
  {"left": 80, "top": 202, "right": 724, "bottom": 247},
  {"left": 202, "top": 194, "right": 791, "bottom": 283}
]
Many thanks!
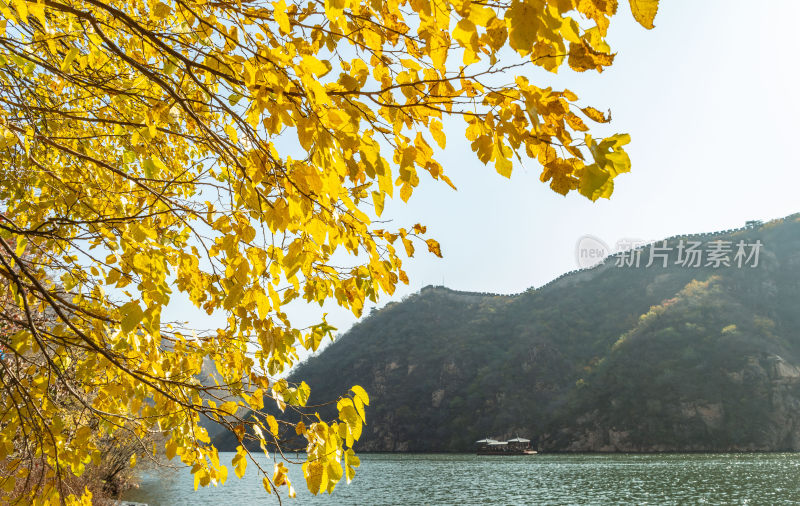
[{"left": 215, "top": 214, "right": 800, "bottom": 452}]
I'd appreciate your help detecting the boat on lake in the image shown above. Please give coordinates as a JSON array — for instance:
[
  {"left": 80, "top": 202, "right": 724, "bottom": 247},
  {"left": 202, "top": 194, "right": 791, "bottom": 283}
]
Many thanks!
[{"left": 475, "top": 436, "right": 537, "bottom": 455}]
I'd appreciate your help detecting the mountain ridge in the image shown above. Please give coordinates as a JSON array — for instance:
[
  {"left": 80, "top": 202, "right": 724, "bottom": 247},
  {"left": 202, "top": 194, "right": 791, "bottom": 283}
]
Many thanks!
[{"left": 214, "top": 213, "right": 800, "bottom": 452}]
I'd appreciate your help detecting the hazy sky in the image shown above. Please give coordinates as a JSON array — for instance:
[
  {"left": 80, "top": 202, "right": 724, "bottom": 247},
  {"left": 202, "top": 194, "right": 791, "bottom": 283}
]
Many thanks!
[{"left": 164, "top": 1, "right": 800, "bottom": 358}]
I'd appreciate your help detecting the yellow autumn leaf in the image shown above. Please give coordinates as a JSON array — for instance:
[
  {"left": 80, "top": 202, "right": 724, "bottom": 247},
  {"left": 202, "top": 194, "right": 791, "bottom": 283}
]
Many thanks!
[
  {"left": 582, "top": 106, "right": 611, "bottom": 123},
  {"left": 232, "top": 448, "right": 248, "bottom": 479},
  {"left": 566, "top": 113, "right": 589, "bottom": 131},
  {"left": 495, "top": 150, "right": 513, "bottom": 178},
  {"left": 273, "top": 0, "right": 291, "bottom": 34},
  {"left": 225, "top": 123, "right": 238, "bottom": 144},
  {"left": 506, "top": 0, "right": 541, "bottom": 54},
  {"left": 60, "top": 47, "right": 79, "bottom": 72},
  {"left": 301, "top": 55, "right": 332, "bottom": 77},
  {"left": 568, "top": 41, "right": 615, "bottom": 72},
  {"left": 303, "top": 461, "right": 326, "bottom": 495},
  {"left": 267, "top": 415, "right": 279, "bottom": 436},
  {"left": 344, "top": 448, "right": 360, "bottom": 483},
  {"left": 453, "top": 19, "right": 478, "bottom": 49},
  {"left": 402, "top": 236, "right": 415, "bottom": 257},
  {"left": 629, "top": 0, "right": 659, "bottom": 29},
  {"left": 351, "top": 385, "right": 370, "bottom": 406},
  {"left": 426, "top": 239, "right": 443, "bottom": 258},
  {"left": 468, "top": 5, "right": 496, "bottom": 27},
  {"left": 430, "top": 120, "right": 446, "bottom": 149},
  {"left": 400, "top": 183, "right": 413, "bottom": 202},
  {"left": 371, "top": 191, "right": 385, "bottom": 217}
]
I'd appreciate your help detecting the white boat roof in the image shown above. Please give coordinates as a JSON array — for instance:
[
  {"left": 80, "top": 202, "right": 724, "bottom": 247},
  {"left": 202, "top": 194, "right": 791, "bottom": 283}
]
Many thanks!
[{"left": 508, "top": 437, "right": 530, "bottom": 442}]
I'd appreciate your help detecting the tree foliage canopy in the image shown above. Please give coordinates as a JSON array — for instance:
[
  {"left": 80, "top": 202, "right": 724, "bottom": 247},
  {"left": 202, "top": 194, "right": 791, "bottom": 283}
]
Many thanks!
[{"left": 0, "top": 0, "right": 656, "bottom": 502}]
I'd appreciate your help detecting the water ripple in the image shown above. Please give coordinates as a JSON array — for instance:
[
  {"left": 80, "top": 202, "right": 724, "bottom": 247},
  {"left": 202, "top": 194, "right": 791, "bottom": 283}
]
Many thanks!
[{"left": 123, "top": 453, "right": 800, "bottom": 505}]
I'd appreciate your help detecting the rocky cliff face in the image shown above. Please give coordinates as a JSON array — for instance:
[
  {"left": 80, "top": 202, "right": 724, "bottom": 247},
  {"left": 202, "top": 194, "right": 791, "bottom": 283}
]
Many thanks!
[
  {"left": 744, "top": 355, "right": 800, "bottom": 449},
  {"left": 545, "top": 353, "right": 800, "bottom": 452}
]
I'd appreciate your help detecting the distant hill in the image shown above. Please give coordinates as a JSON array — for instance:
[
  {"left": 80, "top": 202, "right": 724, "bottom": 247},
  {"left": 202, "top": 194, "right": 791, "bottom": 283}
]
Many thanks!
[{"left": 215, "top": 214, "right": 800, "bottom": 452}]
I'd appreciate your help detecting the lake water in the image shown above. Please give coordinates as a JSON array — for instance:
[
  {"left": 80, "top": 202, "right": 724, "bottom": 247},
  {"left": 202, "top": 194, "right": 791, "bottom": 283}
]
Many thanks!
[{"left": 123, "top": 453, "right": 800, "bottom": 505}]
